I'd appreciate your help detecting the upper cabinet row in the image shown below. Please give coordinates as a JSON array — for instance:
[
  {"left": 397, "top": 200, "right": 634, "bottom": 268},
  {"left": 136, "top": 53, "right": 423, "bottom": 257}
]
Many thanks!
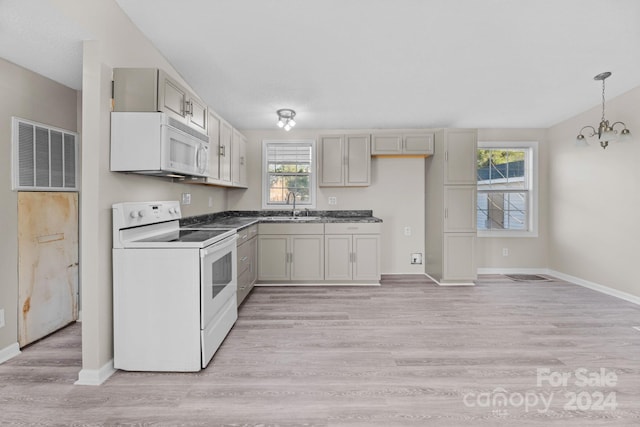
[
  {"left": 201, "top": 111, "right": 248, "bottom": 188},
  {"left": 371, "top": 133, "right": 434, "bottom": 155},
  {"left": 113, "top": 68, "right": 207, "bottom": 134},
  {"left": 318, "top": 132, "right": 434, "bottom": 187},
  {"left": 112, "top": 67, "right": 248, "bottom": 188},
  {"left": 318, "top": 134, "right": 371, "bottom": 187}
]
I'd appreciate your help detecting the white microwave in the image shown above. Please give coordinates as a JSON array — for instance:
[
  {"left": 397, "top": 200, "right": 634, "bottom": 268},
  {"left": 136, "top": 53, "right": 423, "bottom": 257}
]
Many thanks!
[{"left": 110, "top": 112, "right": 209, "bottom": 178}]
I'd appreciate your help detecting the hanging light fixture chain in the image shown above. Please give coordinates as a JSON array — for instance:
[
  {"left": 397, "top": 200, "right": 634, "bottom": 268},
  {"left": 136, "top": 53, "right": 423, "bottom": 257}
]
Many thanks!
[{"left": 601, "top": 77, "right": 606, "bottom": 122}]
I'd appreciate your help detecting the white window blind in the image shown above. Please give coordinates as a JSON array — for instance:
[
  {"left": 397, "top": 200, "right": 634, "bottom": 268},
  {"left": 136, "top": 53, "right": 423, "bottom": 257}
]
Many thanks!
[{"left": 262, "top": 141, "right": 315, "bottom": 208}]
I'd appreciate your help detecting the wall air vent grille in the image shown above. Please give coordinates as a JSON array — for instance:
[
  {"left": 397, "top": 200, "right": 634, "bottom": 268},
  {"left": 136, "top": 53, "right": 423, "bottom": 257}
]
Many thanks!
[{"left": 12, "top": 117, "right": 79, "bottom": 191}]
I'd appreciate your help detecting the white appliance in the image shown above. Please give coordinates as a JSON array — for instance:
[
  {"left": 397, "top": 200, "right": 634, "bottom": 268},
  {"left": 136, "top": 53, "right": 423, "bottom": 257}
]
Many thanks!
[
  {"left": 110, "top": 112, "right": 209, "bottom": 178},
  {"left": 112, "top": 201, "right": 237, "bottom": 372}
]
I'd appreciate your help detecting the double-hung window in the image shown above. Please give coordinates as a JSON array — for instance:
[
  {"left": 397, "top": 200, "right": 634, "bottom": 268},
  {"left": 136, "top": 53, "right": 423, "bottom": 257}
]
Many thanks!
[
  {"left": 477, "top": 141, "right": 538, "bottom": 237},
  {"left": 262, "top": 140, "right": 316, "bottom": 209}
]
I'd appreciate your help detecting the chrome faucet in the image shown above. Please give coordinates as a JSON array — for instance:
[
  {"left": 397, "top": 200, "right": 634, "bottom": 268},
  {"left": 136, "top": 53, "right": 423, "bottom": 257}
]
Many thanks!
[{"left": 286, "top": 191, "right": 299, "bottom": 216}]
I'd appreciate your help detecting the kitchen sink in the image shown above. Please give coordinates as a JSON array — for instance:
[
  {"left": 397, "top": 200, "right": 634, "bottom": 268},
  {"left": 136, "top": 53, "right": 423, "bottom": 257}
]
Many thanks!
[{"left": 260, "top": 216, "right": 323, "bottom": 221}]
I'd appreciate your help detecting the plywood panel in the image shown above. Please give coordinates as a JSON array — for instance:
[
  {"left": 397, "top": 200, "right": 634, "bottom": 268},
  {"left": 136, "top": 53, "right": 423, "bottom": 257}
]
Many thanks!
[{"left": 18, "top": 192, "right": 78, "bottom": 346}]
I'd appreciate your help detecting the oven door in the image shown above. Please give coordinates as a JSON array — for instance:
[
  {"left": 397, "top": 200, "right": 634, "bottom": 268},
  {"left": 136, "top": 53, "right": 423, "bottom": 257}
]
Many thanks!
[{"left": 200, "top": 234, "right": 237, "bottom": 330}]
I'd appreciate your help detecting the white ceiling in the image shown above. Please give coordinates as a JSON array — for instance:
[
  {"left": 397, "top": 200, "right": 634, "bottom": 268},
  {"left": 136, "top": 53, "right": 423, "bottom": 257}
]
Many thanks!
[{"left": 2, "top": 0, "right": 640, "bottom": 130}]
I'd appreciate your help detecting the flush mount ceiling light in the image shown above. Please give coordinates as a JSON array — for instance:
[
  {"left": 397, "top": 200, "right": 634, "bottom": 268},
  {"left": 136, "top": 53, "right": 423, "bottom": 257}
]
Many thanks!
[
  {"left": 276, "top": 109, "right": 296, "bottom": 131},
  {"left": 576, "top": 72, "right": 631, "bottom": 149}
]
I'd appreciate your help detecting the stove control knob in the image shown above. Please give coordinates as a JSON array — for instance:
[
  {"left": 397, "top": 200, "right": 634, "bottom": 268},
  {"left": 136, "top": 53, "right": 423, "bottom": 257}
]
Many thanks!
[
  {"left": 129, "top": 211, "right": 138, "bottom": 218},
  {"left": 138, "top": 210, "right": 145, "bottom": 218},
  {"left": 168, "top": 207, "right": 175, "bottom": 214}
]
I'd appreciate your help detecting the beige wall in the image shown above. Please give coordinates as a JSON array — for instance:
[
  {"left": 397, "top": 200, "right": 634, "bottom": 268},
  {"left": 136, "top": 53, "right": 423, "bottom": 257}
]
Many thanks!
[
  {"left": 0, "top": 58, "right": 79, "bottom": 352},
  {"left": 548, "top": 85, "right": 640, "bottom": 298},
  {"left": 476, "top": 129, "right": 549, "bottom": 270},
  {"left": 51, "top": 0, "right": 228, "bottom": 373},
  {"left": 229, "top": 129, "right": 426, "bottom": 274}
]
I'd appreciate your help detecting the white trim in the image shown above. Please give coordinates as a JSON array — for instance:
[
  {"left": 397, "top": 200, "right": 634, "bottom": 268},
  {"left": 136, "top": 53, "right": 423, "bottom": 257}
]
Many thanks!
[
  {"left": 476, "top": 268, "right": 640, "bottom": 307},
  {"left": 255, "top": 282, "right": 380, "bottom": 287},
  {"left": 548, "top": 270, "right": 640, "bottom": 307},
  {"left": 75, "top": 359, "right": 116, "bottom": 386},
  {"left": 0, "top": 343, "right": 21, "bottom": 364},
  {"left": 477, "top": 141, "right": 538, "bottom": 238},
  {"left": 424, "top": 273, "right": 475, "bottom": 286}
]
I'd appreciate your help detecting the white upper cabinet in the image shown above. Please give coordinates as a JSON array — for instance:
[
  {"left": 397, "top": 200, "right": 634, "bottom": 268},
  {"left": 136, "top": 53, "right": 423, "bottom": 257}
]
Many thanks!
[
  {"left": 318, "top": 134, "right": 370, "bottom": 187},
  {"left": 232, "top": 128, "right": 248, "bottom": 188},
  {"left": 113, "top": 68, "right": 208, "bottom": 134},
  {"left": 219, "top": 120, "right": 233, "bottom": 183},
  {"left": 371, "top": 133, "right": 434, "bottom": 155},
  {"left": 444, "top": 129, "right": 477, "bottom": 185},
  {"left": 207, "top": 111, "right": 221, "bottom": 181}
]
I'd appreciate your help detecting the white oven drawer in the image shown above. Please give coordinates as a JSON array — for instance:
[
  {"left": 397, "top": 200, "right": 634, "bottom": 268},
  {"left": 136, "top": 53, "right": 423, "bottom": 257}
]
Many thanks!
[{"left": 201, "top": 293, "right": 237, "bottom": 368}]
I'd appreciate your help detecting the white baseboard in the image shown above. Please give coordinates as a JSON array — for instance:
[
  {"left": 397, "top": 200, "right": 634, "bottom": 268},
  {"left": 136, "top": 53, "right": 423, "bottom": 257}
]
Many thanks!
[
  {"left": 477, "top": 267, "right": 551, "bottom": 275},
  {"left": 424, "top": 273, "right": 475, "bottom": 286},
  {"left": 548, "top": 270, "right": 640, "bottom": 307},
  {"left": 477, "top": 268, "right": 640, "bottom": 307},
  {"left": 255, "top": 282, "right": 380, "bottom": 287},
  {"left": 75, "top": 359, "right": 115, "bottom": 386},
  {"left": 0, "top": 342, "right": 21, "bottom": 364}
]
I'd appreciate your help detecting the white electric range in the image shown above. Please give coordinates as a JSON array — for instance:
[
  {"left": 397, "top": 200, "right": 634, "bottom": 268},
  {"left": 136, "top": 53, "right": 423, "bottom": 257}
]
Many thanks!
[{"left": 112, "top": 201, "right": 237, "bottom": 372}]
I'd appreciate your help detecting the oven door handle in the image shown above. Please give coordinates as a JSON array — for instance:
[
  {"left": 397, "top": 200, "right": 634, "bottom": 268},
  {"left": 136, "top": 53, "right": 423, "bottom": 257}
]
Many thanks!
[{"left": 200, "top": 234, "right": 237, "bottom": 257}]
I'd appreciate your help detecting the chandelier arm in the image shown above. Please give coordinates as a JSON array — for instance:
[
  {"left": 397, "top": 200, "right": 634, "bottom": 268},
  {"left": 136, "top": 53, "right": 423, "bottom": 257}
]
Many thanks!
[
  {"left": 578, "top": 125, "right": 597, "bottom": 137},
  {"left": 610, "top": 121, "right": 628, "bottom": 131}
]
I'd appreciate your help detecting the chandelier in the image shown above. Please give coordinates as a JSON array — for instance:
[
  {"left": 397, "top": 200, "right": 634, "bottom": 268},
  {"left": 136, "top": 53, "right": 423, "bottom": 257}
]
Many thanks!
[
  {"left": 576, "top": 72, "right": 631, "bottom": 149},
  {"left": 276, "top": 109, "right": 296, "bottom": 131}
]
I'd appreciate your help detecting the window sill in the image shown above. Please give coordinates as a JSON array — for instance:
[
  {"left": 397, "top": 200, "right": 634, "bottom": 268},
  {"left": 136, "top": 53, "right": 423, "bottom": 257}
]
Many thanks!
[{"left": 478, "top": 230, "right": 538, "bottom": 238}]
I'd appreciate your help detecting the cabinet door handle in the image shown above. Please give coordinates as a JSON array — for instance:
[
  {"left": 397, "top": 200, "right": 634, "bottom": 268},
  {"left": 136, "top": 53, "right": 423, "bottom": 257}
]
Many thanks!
[
  {"left": 219, "top": 146, "right": 225, "bottom": 156},
  {"left": 445, "top": 208, "right": 448, "bottom": 219},
  {"left": 445, "top": 151, "right": 448, "bottom": 161},
  {"left": 240, "top": 156, "right": 245, "bottom": 165}
]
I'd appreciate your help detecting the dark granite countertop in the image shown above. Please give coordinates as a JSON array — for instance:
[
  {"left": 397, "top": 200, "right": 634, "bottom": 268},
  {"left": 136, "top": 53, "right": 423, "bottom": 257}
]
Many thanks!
[{"left": 181, "top": 210, "right": 382, "bottom": 229}]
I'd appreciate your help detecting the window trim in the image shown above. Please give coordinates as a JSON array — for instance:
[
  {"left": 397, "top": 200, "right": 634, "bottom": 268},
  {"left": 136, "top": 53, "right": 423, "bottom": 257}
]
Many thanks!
[
  {"left": 261, "top": 139, "right": 317, "bottom": 210},
  {"left": 477, "top": 141, "right": 538, "bottom": 238}
]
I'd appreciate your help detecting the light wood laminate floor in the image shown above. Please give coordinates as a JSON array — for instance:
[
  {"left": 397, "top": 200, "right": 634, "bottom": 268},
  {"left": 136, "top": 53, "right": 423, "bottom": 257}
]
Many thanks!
[{"left": 1, "top": 275, "right": 640, "bottom": 426}]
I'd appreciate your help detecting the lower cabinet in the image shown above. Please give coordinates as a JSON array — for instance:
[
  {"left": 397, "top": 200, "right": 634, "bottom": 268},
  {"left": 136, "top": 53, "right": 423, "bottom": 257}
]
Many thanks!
[
  {"left": 443, "top": 233, "right": 476, "bottom": 281},
  {"left": 324, "top": 223, "right": 381, "bottom": 282},
  {"left": 258, "top": 224, "right": 324, "bottom": 281},
  {"left": 237, "top": 224, "right": 258, "bottom": 306}
]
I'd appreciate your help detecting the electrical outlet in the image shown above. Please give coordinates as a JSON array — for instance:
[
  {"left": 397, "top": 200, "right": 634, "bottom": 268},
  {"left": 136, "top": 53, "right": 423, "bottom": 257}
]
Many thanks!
[
  {"left": 502, "top": 248, "right": 509, "bottom": 257},
  {"left": 0, "top": 309, "right": 4, "bottom": 329},
  {"left": 208, "top": 196, "right": 214, "bottom": 208},
  {"left": 411, "top": 253, "right": 423, "bottom": 265},
  {"left": 181, "top": 192, "right": 191, "bottom": 205},
  {"left": 328, "top": 196, "right": 337, "bottom": 205},
  {"left": 404, "top": 226, "right": 411, "bottom": 236}
]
